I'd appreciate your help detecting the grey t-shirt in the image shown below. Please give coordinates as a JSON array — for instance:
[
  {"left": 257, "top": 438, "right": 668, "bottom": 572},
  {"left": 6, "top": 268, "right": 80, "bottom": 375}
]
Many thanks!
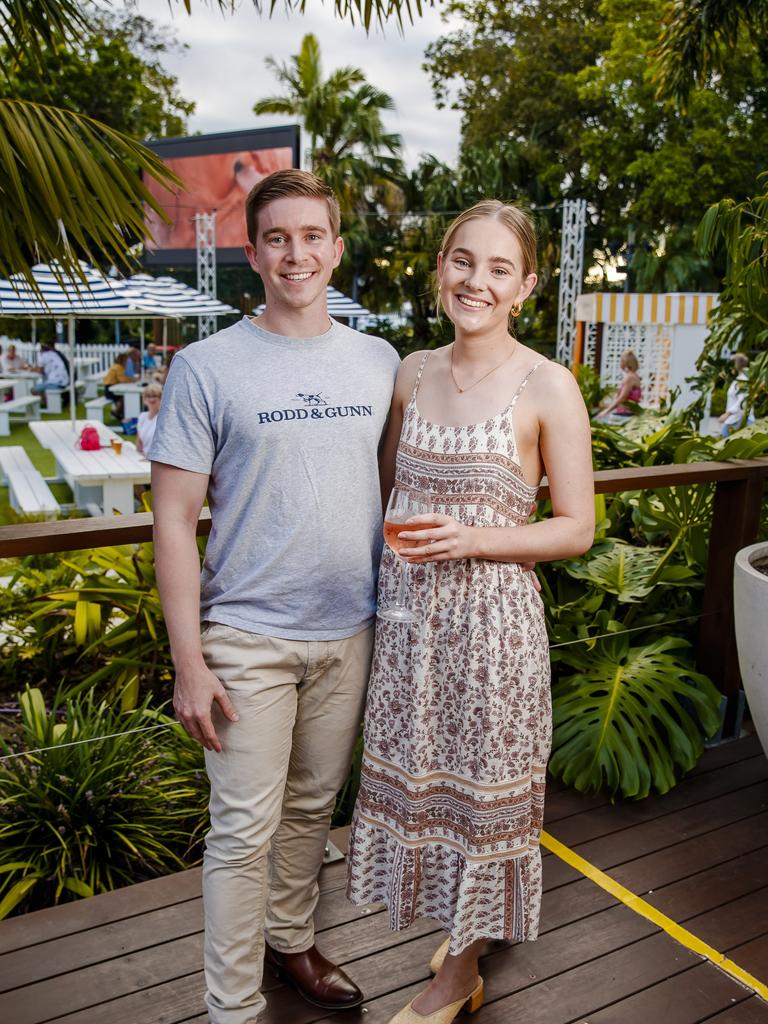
[{"left": 150, "top": 316, "right": 400, "bottom": 640}]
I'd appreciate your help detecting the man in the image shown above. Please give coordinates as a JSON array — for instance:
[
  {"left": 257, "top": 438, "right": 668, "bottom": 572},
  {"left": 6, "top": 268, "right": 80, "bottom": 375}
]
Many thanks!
[
  {"left": 124, "top": 345, "right": 142, "bottom": 378},
  {"left": 31, "top": 340, "right": 70, "bottom": 396},
  {"left": 150, "top": 169, "right": 399, "bottom": 1024},
  {"left": 719, "top": 352, "right": 754, "bottom": 436},
  {"left": 142, "top": 342, "right": 160, "bottom": 371},
  {"left": 1, "top": 343, "right": 28, "bottom": 374}
]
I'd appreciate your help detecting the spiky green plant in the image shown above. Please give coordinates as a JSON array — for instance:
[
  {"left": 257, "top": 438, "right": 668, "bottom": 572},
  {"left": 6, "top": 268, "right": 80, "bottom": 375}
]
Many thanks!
[{"left": 0, "top": 687, "right": 208, "bottom": 918}]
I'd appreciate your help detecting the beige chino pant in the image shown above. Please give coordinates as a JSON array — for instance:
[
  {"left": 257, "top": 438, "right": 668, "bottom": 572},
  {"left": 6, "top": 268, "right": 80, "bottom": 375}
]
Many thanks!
[{"left": 200, "top": 622, "right": 374, "bottom": 1024}]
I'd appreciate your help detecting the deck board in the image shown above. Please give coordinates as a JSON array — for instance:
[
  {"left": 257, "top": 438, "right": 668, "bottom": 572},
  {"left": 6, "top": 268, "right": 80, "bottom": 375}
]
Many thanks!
[{"left": 1, "top": 736, "right": 766, "bottom": 1024}]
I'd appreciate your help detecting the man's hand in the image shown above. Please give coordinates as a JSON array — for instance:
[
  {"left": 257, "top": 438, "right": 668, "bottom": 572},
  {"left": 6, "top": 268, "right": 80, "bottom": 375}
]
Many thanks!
[{"left": 173, "top": 663, "right": 239, "bottom": 753}]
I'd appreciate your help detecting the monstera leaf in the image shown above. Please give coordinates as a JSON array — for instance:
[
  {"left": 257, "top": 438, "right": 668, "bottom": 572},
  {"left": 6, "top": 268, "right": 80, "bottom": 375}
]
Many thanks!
[
  {"left": 550, "top": 635, "right": 721, "bottom": 800},
  {"left": 631, "top": 485, "right": 713, "bottom": 570},
  {"left": 562, "top": 540, "right": 696, "bottom": 602}
]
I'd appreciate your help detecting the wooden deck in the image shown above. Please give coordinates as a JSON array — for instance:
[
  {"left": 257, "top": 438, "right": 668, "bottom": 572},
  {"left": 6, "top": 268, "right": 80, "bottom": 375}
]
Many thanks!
[{"left": 1, "top": 734, "right": 767, "bottom": 1024}]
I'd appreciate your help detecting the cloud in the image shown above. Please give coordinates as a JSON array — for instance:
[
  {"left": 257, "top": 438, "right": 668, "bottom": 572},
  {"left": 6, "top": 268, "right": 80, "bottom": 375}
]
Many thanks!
[{"left": 134, "top": 0, "right": 462, "bottom": 169}]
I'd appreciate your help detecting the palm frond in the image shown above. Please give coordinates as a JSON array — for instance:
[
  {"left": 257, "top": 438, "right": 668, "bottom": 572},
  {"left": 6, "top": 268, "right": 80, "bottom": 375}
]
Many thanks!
[
  {"left": 0, "top": 0, "right": 89, "bottom": 79},
  {"left": 175, "top": 1, "right": 432, "bottom": 31},
  {"left": 0, "top": 99, "right": 181, "bottom": 291},
  {"left": 652, "top": 0, "right": 768, "bottom": 106}
]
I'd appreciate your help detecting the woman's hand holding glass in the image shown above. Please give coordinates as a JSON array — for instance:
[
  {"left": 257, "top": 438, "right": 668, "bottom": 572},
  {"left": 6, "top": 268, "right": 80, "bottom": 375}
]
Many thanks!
[
  {"left": 399, "top": 514, "right": 542, "bottom": 592},
  {"left": 398, "top": 513, "right": 477, "bottom": 563}
]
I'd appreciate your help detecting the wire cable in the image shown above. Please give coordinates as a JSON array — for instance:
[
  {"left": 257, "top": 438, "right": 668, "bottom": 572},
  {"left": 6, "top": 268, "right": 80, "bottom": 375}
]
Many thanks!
[{"left": 0, "top": 611, "right": 716, "bottom": 763}]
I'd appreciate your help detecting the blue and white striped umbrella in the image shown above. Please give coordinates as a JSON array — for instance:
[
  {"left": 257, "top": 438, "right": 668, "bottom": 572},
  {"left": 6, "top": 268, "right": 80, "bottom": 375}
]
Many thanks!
[
  {"left": 254, "top": 285, "right": 372, "bottom": 319},
  {"left": 124, "top": 274, "right": 237, "bottom": 316},
  {"left": 0, "top": 261, "right": 145, "bottom": 316}
]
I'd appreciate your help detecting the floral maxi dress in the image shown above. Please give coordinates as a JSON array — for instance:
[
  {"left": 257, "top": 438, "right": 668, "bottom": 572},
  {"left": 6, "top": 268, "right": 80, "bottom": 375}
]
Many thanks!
[{"left": 346, "top": 355, "right": 551, "bottom": 955}]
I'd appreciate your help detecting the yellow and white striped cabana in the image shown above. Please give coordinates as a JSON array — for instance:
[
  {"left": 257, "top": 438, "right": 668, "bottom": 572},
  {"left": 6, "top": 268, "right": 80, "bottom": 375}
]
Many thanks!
[{"left": 574, "top": 292, "right": 720, "bottom": 408}]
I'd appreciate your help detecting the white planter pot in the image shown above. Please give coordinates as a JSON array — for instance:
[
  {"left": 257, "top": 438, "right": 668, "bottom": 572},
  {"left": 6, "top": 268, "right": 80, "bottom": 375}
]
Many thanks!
[{"left": 734, "top": 541, "right": 768, "bottom": 755}]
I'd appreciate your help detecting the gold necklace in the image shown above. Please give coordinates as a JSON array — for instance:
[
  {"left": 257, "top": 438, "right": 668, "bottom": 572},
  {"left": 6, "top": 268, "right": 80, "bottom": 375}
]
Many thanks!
[{"left": 449, "top": 340, "right": 517, "bottom": 394}]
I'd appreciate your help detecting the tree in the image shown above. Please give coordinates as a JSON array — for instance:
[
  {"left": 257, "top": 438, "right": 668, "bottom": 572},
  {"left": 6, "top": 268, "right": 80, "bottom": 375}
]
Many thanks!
[
  {"left": 424, "top": 0, "right": 768, "bottom": 294},
  {"left": 653, "top": 0, "right": 768, "bottom": 106},
  {"left": 1, "top": 6, "right": 194, "bottom": 140},
  {"left": 0, "top": 0, "right": 425, "bottom": 290},
  {"left": 253, "top": 32, "right": 404, "bottom": 225},
  {"left": 253, "top": 30, "right": 406, "bottom": 321},
  {"left": 690, "top": 175, "right": 768, "bottom": 421}
]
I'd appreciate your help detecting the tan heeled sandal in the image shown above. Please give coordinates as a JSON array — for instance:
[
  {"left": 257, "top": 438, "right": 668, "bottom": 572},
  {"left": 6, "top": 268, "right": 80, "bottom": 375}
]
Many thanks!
[{"left": 388, "top": 977, "right": 484, "bottom": 1023}]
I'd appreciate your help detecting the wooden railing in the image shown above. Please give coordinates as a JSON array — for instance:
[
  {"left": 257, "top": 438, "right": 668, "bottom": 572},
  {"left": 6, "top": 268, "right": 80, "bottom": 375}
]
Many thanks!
[{"left": 1, "top": 459, "right": 766, "bottom": 733}]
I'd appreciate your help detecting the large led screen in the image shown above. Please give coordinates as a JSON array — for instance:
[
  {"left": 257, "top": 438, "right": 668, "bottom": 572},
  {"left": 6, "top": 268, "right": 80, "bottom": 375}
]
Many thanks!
[{"left": 143, "top": 126, "right": 300, "bottom": 265}]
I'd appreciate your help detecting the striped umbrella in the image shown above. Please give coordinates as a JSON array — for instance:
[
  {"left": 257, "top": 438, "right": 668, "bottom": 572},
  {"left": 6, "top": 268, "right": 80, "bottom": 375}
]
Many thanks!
[
  {"left": 0, "top": 261, "right": 145, "bottom": 317},
  {"left": 253, "top": 285, "right": 372, "bottom": 319},
  {"left": 124, "top": 275, "right": 237, "bottom": 317}
]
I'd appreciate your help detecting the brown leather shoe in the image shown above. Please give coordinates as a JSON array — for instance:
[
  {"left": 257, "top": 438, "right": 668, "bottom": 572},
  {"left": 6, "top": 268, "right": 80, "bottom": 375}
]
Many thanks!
[{"left": 264, "top": 943, "right": 364, "bottom": 1010}]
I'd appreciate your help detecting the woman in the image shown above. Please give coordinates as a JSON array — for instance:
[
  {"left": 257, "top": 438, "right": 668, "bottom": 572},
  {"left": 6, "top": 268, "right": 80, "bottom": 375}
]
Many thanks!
[
  {"left": 346, "top": 201, "right": 594, "bottom": 1024},
  {"left": 103, "top": 352, "right": 137, "bottom": 420},
  {"left": 136, "top": 382, "right": 162, "bottom": 457},
  {"left": 719, "top": 352, "right": 754, "bottom": 436},
  {"left": 596, "top": 349, "right": 642, "bottom": 419}
]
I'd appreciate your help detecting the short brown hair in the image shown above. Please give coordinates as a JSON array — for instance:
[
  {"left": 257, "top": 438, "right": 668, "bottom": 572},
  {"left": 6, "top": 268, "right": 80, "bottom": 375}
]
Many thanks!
[
  {"left": 621, "top": 349, "right": 639, "bottom": 372},
  {"left": 245, "top": 169, "right": 341, "bottom": 245}
]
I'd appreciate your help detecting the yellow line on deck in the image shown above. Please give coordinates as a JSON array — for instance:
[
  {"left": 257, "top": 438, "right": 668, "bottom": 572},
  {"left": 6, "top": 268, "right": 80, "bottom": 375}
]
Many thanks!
[{"left": 541, "top": 829, "right": 768, "bottom": 1002}]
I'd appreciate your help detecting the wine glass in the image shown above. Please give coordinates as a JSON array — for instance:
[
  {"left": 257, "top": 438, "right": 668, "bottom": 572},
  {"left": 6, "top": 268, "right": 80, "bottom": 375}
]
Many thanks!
[{"left": 378, "top": 486, "right": 429, "bottom": 623}]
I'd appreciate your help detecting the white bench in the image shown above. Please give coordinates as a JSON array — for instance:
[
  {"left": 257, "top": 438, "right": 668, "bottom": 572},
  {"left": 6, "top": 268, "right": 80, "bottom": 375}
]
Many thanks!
[
  {"left": 0, "top": 445, "right": 36, "bottom": 484},
  {"left": 84, "top": 396, "right": 112, "bottom": 423},
  {"left": 6, "top": 468, "right": 60, "bottom": 518},
  {"left": 42, "top": 382, "right": 85, "bottom": 415},
  {"left": 82, "top": 371, "right": 105, "bottom": 400},
  {"left": 0, "top": 395, "right": 42, "bottom": 435}
]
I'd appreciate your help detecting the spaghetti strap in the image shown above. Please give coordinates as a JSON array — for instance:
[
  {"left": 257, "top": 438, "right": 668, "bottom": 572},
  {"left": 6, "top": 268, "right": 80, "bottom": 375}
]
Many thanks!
[
  {"left": 509, "top": 359, "right": 545, "bottom": 411},
  {"left": 409, "top": 352, "right": 431, "bottom": 405}
]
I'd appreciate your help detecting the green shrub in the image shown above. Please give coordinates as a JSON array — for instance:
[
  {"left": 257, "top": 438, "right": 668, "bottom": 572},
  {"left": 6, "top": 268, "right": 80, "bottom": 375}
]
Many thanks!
[
  {"left": 0, "top": 540, "right": 176, "bottom": 706},
  {"left": 0, "top": 688, "right": 209, "bottom": 918}
]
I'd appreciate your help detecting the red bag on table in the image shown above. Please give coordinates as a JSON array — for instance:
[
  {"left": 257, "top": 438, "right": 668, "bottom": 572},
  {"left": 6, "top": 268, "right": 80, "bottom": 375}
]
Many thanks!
[{"left": 78, "top": 425, "right": 100, "bottom": 450}]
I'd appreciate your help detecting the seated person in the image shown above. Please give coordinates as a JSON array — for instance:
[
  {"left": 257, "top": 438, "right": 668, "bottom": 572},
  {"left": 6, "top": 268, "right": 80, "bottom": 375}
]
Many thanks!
[
  {"left": 596, "top": 349, "right": 642, "bottom": 419},
  {"left": 151, "top": 350, "right": 176, "bottom": 387},
  {"left": 142, "top": 343, "right": 160, "bottom": 371},
  {"left": 124, "top": 346, "right": 142, "bottom": 378},
  {"left": 136, "top": 382, "right": 162, "bottom": 457},
  {"left": 719, "top": 353, "right": 755, "bottom": 436},
  {"left": 103, "top": 352, "right": 137, "bottom": 420},
  {"left": 31, "top": 341, "right": 70, "bottom": 397},
  {"left": 1, "top": 343, "right": 29, "bottom": 374}
]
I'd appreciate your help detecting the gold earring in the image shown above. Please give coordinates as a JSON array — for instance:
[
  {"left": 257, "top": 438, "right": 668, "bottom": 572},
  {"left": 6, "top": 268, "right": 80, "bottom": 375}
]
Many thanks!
[{"left": 510, "top": 302, "right": 523, "bottom": 318}]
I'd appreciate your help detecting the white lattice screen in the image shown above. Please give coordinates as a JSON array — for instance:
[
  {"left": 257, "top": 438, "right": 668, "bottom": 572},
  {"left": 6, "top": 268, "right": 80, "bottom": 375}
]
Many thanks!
[
  {"left": 598, "top": 324, "right": 671, "bottom": 408},
  {"left": 555, "top": 199, "right": 587, "bottom": 365}
]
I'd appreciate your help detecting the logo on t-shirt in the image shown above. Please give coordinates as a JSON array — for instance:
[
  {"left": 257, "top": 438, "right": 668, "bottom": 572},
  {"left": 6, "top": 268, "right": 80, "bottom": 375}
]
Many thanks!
[
  {"left": 256, "top": 391, "right": 373, "bottom": 424},
  {"left": 296, "top": 392, "right": 328, "bottom": 406}
]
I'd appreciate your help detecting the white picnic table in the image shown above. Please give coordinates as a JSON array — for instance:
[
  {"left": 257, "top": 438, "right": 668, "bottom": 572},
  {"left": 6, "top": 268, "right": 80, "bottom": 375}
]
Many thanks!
[
  {"left": 74, "top": 357, "right": 101, "bottom": 371},
  {"left": 110, "top": 381, "right": 150, "bottom": 420},
  {"left": 0, "top": 371, "right": 40, "bottom": 398},
  {"left": 29, "top": 419, "right": 150, "bottom": 516}
]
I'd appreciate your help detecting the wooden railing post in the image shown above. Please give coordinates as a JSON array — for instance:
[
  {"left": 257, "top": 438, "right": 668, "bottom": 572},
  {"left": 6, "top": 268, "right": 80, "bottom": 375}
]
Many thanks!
[{"left": 697, "top": 472, "right": 766, "bottom": 734}]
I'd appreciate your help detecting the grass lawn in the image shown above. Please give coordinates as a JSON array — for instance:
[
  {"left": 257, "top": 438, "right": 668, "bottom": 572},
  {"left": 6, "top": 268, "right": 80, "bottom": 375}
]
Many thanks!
[{"left": 0, "top": 400, "right": 97, "bottom": 522}]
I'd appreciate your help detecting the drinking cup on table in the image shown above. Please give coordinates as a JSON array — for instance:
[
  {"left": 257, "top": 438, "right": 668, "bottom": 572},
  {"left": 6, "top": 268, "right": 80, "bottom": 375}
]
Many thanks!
[{"left": 110, "top": 438, "right": 123, "bottom": 455}]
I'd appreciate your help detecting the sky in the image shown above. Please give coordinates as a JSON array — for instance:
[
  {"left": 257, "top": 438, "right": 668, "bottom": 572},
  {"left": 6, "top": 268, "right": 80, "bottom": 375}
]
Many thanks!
[{"left": 133, "top": 0, "right": 464, "bottom": 170}]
